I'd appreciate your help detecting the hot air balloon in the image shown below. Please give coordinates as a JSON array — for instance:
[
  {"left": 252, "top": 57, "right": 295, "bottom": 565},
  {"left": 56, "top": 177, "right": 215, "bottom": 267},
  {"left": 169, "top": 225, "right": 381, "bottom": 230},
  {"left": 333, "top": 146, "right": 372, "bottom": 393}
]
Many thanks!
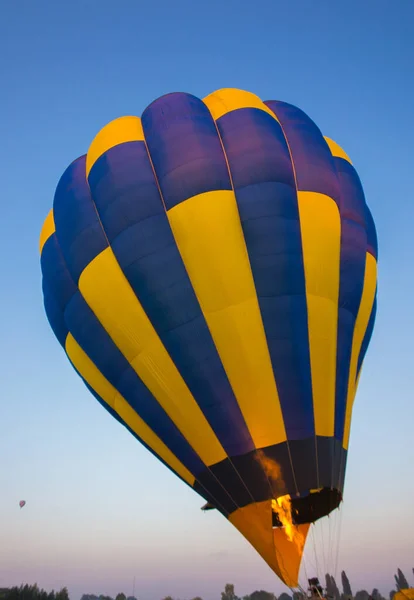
[
  {"left": 19, "top": 500, "right": 26, "bottom": 508},
  {"left": 39, "top": 88, "right": 378, "bottom": 589}
]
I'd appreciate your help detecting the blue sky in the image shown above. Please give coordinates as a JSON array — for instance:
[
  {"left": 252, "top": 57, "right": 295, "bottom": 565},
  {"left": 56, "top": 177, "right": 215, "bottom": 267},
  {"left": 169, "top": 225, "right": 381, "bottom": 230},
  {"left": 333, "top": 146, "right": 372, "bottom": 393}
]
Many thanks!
[{"left": 1, "top": 1, "right": 413, "bottom": 599}]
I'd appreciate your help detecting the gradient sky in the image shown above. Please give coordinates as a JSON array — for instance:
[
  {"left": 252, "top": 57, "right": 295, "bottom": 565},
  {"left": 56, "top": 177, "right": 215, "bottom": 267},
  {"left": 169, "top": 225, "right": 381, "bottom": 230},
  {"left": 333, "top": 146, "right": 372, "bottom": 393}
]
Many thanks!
[{"left": 1, "top": 1, "right": 413, "bottom": 599}]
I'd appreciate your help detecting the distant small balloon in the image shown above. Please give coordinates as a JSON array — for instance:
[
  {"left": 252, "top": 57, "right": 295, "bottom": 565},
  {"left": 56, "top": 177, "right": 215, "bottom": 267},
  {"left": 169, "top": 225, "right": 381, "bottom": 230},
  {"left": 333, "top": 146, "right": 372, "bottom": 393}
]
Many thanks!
[{"left": 19, "top": 500, "right": 26, "bottom": 508}]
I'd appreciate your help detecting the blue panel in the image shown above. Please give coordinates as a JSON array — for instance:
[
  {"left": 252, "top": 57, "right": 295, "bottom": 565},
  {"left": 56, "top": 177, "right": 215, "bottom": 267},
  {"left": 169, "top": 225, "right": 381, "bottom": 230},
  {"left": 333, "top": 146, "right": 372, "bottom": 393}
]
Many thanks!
[
  {"left": 288, "top": 438, "right": 318, "bottom": 491},
  {"left": 333, "top": 158, "right": 377, "bottom": 259},
  {"left": 53, "top": 155, "right": 108, "bottom": 282},
  {"left": 316, "top": 437, "right": 340, "bottom": 489},
  {"left": 333, "top": 156, "right": 369, "bottom": 441},
  {"left": 63, "top": 291, "right": 208, "bottom": 477},
  {"left": 42, "top": 279, "right": 68, "bottom": 348},
  {"left": 87, "top": 142, "right": 162, "bottom": 243},
  {"left": 220, "top": 109, "right": 295, "bottom": 190},
  {"left": 334, "top": 221, "right": 366, "bottom": 433},
  {"left": 41, "top": 234, "right": 78, "bottom": 309},
  {"left": 264, "top": 100, "right": 340, "bottom": 203},
  {"left": 335, "top": 305, "right": 357, "bottom": 440},
  {"left": 333, "top": 159, "right": 366, "bottom": 227},
  {"left": 141, "top": 92, "right": 232, "bottom": 209},
  {"left": 41, "top": 233, "right": 77, "bottom": 347},
  {"left": 356, "top": 294, "right": 377, "bottom": 377},
  {"left": 87, "top": 141, "right": 255, "bottom": 457},
  {"left": 206, "top": 458, "right": 257, "bottom": 507},
  {"left": 337, "top": 221, "right": 367, "bottom": 317},
  {"left": 334, "top": 222, "right": 366, "bottom": 440},
  {"left": 217, "top": 108, "right": 314, "bottom": 441}
]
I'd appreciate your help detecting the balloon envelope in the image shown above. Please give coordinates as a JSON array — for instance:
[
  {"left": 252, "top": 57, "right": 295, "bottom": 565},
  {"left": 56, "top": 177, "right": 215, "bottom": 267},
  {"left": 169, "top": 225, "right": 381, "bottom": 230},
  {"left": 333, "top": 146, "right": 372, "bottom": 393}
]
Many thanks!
[
  {"left": 40, "top": 88, "right": 378, "bottom": 587},
  {"left": 19, "top": 500, "right": 26, "bottom": 508}
]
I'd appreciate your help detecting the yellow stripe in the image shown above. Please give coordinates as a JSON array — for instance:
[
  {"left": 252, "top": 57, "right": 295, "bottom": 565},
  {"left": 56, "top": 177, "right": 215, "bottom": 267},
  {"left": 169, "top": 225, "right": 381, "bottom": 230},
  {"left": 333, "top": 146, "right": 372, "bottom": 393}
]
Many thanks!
[
  {"left": 86, "top": 116, "right": 144, "bottom": 176},
  {"left": 297, "top": 191, "right": 341, "bottom": 437},
  {"left": 343, "top": 253, "right": 377, "bottom": 449},
  {"left": 167, "top": 190, "right": 287, "bottom": 447},
  {"left": 203, "top": 88, "right": 278, "bottom": 122},
  {"left": 78, "top": 247, "right": 227, "bottom": 466},
  {"left": 65, "top": 333, "right": 195, "bottom": 486},
  {"left": 324, "top": 137, "right": 353, "bottom": 165},
  {"left": 39, "top": 210, "right": 56, "bottom": 254}
]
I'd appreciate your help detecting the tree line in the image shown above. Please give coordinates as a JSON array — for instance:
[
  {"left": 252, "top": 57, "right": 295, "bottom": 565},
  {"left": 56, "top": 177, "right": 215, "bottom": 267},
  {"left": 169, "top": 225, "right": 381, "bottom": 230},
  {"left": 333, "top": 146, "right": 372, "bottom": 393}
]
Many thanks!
[
  {"left": 0, "top": 585, "right": 69, "bottom": 600},
  {"left": 0, "top": 567, "right": 412, "bottom": 600}
]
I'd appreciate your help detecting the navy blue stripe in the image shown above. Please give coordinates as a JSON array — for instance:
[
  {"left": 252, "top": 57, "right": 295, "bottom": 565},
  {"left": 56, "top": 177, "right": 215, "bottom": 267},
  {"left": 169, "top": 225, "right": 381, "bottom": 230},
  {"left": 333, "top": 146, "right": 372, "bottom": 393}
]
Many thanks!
[
  {"left": 333, "top": 158, "right": 377, "bottom": 260},
  {"left": 217, "top": 107, "right": 314, "bottom": 441},
  {"left": 41, "top": 234, "right": 78, "bottom": 347},
  {"left": 141, "top": 92, "right": 232, "bottom": 209},
  {"left": 317, "top": 437, "right": 341, "bottom": 489},
  {"left": 42, "top": 279, "right": 69, "bottom": 348},
  {"left": 86, "top": 142, "right": 161, "bottom": 243},
  {"left": 41, "top": 234, "right": 78, "bottom": 308},
  {"left": 333, "top": 157, "right": 369, "bottom": 441},
  {"left": 339, "top": 449, "right": 348, "bottom": 492},
  {"left": 53, "top": 155, "right": 108, "bottom": 283},
  {"left": 264, "top": 100, "right": 340, "bottom": 203},
  {"left": 87, "top": 140, "right": 255, "bottom": 457}
]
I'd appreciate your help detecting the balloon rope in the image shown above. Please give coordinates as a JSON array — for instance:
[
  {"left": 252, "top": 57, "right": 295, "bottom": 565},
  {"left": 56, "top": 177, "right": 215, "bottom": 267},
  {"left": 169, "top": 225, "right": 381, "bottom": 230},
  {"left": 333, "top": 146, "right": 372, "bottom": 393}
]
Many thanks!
[
  {"left": 321, "top": 517, "right": 327, "bottom": 582},
  {"left": 327, "top": 513, "right": 333, "bottom": 578},
  {"left": 333, "top": 502, "right": 344, "bottom": 581},
  {"left": 311, "top": 524, "right": 320, "bottom": 581}
]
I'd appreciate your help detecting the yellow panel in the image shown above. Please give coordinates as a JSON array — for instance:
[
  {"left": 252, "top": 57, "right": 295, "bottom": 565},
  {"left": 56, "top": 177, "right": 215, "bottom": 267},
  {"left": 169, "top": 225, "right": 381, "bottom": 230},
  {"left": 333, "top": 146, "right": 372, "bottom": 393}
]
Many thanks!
[
  {"left": 297, "top": 191, "right": 341, "bottom": 437},
  {"left": 324, "top": 136, "right": 353, "bottom": 165},
  {"left": 343, "top": 253, "right": 377, "bottom": 449},
  {"left": 395, "top": 590, "right": 414, "bottom": 600},
  {"left": 229, "top": 499, "right": 309, "bottom": 587},
  {"left": 272, "top": 524, "right": 309, "bottom": 587},
  {"left": 78, "top": 247, "right": 226, "bottom": 466},
  {"left": 203, "top": 88, "right": 278, "bottom": 122},
  {"left": 65, "top": 333, "right": 195, "bottom": 486},
  {"left": 39, "top": 209, "right": 56, "bottom": 254},
  {"left": 86, "top": 116, "right": 144, "bottom": 176},
  {"left": 167, "top": 190, "right": 287, "bottom": 447}
]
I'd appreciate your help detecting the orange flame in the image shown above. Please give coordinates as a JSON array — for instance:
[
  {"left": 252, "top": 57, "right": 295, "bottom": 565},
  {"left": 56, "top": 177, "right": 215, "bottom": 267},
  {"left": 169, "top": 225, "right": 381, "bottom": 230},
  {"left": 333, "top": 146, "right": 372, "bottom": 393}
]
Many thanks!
[
  {"left": 272, "top": 495, "right": 294, "bottom": 541},
  {"left": 255, "top": 450, "right": 285, "bottom": 495},
  {"left": 271, "top": 495, "right": 305, "bottom": 552},
  {"left": 255, "top": 451, "right": 306, "bottom": 556}
]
